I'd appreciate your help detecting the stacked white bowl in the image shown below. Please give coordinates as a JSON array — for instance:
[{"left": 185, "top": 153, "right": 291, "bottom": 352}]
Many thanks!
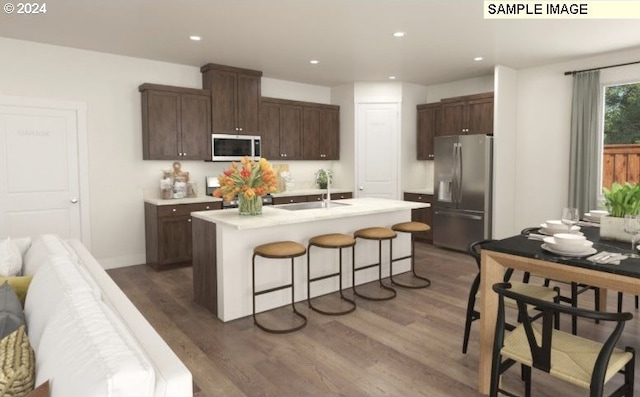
[
  {"left": 539, "top": 219, "right": 581, "bottom": 235},
  {"left": 584, "top": 210, "right": 609, "bottom": 223},
  {"left": 543, "top": 233, "right": 593, "bottom": 254}
]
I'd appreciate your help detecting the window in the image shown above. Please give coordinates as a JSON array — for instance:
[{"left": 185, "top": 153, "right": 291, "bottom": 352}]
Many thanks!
[{"left": 601, "top": 81, "right": 640, "bottom": 189}]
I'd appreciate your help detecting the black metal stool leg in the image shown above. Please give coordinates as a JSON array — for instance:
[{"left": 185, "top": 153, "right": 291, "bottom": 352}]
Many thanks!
[
  {"left": 390, "top": 234, "right": 431, "bottom": 289},
  {"left": 253, "top": 254, "right": 307, "bottom": 334},
  {"left": 353, "top": 238, "right": 396, "bottom": 301},
  {"left": 308, "top": 244, "right": 356, "bottom": 315}
]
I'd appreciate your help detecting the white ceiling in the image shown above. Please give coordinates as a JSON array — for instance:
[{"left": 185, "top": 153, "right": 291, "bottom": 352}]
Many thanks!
[{"left": 1, "top": 0, "right": 640, "bottom": 87}]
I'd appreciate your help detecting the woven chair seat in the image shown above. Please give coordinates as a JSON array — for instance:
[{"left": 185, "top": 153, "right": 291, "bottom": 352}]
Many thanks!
[
  {"left": 391, "top": 221, "right": 431, "bottom": 233},
  {"left": 476, "top": 281, "right": 557, "bottom": 306},
  {"left": 254, "top": 241, "right": 306, "bottom": 258},
  {"left": 309, "top": 233, "right": 355, "bottom": 248},
  {"left": 354, "top": 227, "right": 396, "bottom": 240},
  {"left": 502, "top": 323, "right": 634, "bottom": 389}
]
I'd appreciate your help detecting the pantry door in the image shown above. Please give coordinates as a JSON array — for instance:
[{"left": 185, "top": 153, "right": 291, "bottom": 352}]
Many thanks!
[
  {"left": 356, "top": 102, "right": 400, "bottom": 199},
  {"left": 0, "top": 96, "right": 90, "bottom": 245}
]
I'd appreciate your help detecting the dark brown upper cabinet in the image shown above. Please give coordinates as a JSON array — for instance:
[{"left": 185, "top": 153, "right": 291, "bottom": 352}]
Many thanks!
[
  {"left": 440, "top": 92, "right": 493, "bottom": 135},
  {"left": 139, "top": 83, "right": 211, "bottom": 160},
  {"left": 201, "top": 63, "right": 262, "bottom": 136},
  {"left": 260, "top": 98, "right": 303, "bottom": 160},
  {"left": 416, "top": 103, "right": 442, "bottom": 160},
  {"left": 302, "top": 105, "right": 340, "bottom": 160}
]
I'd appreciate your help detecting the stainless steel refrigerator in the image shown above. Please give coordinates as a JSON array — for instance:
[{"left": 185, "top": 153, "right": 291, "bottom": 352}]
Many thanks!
[{"left": 433, "top": 134, "right": 493, "bottom": 251}]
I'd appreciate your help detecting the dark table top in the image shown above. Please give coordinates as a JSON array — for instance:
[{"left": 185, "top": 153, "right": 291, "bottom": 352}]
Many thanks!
[{"left": 482, "top": 226, "right": 640, "bottom": 279}]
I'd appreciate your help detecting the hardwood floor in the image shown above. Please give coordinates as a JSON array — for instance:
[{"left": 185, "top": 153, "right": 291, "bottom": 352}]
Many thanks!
[{"left": 108, "top": 243, "right": 640, "bottom": 397}]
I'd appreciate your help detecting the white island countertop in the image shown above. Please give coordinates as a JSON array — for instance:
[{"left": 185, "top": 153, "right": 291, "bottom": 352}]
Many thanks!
[{"left": 191, "top": 197, "right": 429, "bottom": 230}]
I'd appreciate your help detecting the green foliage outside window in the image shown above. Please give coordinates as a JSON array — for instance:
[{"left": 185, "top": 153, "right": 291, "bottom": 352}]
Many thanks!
[{"left": 604, "top": 82, "right": 640, "bottom": 144}]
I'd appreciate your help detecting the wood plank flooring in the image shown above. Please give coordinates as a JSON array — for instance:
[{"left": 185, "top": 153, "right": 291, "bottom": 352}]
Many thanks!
[{"left": 108, "top": 243, "right": 640, "bottom": 397}]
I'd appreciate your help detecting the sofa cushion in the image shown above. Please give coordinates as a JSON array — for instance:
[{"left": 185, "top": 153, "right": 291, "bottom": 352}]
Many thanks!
[
  {"left": 35, "top": 291, "right": 155, "bottom": 397},
  {"left": 0, "top": 237, "right": 22, "bottom": 277},
  {"left": 0, "top": 276, "right": 33, "bottom": 307},
  {"left": 24, "top": 255, "right": 99, "bottom": 352},
  {"left": 0, "top": 325, "right": 36, "bottom": 396},
  {"left": 22, "top": 235, "right": 76, "bottom": 276},
  {"left": 0, "top": 282, "right": 25, "bottom": 340}
]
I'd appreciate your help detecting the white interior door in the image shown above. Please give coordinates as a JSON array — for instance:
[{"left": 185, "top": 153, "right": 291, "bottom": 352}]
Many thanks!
[
  {"left": 356, "top": 103, "right": 400, "bottom": 199},
  {"left": 0, "top": 98, "right": 88, "bottom": 242}
]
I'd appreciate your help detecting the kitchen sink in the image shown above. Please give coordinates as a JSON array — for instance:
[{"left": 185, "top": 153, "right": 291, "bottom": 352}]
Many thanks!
[{"left": 275, "top": 201, "right": 351, "bottom": 211}]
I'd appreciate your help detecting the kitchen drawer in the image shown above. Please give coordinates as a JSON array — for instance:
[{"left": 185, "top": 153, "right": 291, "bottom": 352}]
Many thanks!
[
  {"left": 157, "top": 202, "right": 221, "bottom": 217},
  {"left": 331, "top": 192, "right": 353, "bottom": 200},
  {"left": 307, "top": 194, "right": 323, "bottom": 202},
  {"left": 272, "top": 195, "right": 308, "bottom": 205},
  {"left": 404, "top": 192, "right": 432, "bottom": 203}
]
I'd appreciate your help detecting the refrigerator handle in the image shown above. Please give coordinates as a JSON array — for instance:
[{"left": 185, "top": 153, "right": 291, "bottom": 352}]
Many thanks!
[{"left": 456, "top": 143, "right": 463, "bottom": 204}]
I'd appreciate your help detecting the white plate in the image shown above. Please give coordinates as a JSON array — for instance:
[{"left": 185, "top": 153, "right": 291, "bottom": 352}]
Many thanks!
[
  {"left": 583, "top": 214, "right": 602, "bottom": 223},
  {"left": 541, "top": 243, "right": 597, "bottom": 257},
  {"left": 539, "top": 227, "right": 583, "bottom": 236},
  {"left": 542, "top": 237, "right": 593, "bottom": 253}
]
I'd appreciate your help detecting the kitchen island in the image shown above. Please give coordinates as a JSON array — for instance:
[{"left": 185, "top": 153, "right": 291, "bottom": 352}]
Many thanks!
[{"left": 191, "top": 197, "right": 430, "bottom": 322}]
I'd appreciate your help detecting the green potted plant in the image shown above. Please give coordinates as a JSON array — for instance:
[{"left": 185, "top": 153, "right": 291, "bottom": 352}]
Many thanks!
[
  {"left": 600, "top": 182, "right": 640, "bottom": 241},
  {"left": 314, "top": 169, "right": 333, "bottom": 189}
]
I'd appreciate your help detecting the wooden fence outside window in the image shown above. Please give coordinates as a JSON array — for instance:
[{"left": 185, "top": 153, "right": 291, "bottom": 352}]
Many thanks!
[{"left": 602, "top": 144, "right": 640, "bottom": 189}]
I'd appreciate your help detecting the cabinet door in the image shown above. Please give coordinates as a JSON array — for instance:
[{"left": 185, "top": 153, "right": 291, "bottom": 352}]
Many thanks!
[
  {"left": 441, "top": 101, "right": 466, "bottom": 135},
  {"left": 417, "top": 104, "right": 441, "bottom": 160},
  {"left": 180, "top": 94, "right": 212, "bottom": 160},
  {"left": 280, "top": 105, "right": 303, "bottom": 159},
  {"left": 158, "top": 216, "right": 192, "bottom": 266},
  {"left": 236, "top": 73, "right": 261, "bottom": 135},
  {"left": 467, "top": 97, "right": 493, "bottom": 134},
  {"left": 145, "top": 90, "right": 180, "bottom": 160},
  {"left": 259, "top": 101, "right": 281, "bottom": 159},
  {"left": 321, "top": 108, "right": 340, "bottom": 159},
  {"left": 209, "top": 69, "right": 238, "bottom": 134},
  {"left": 404, "top": 193, "right": 434, "bottom": 242},
  {"left": 303, "top": 107, "right": 339, "bottom": 160}
]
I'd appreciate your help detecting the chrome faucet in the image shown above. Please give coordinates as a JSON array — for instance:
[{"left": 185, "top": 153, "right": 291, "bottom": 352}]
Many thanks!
[{"left": 321, "top": 169, "right": 331, "bottom": 208}]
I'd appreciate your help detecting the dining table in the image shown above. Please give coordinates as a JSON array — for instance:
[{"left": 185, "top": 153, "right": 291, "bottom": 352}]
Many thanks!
[{"left": 477, "top": 225, "right": 640, "bottom": 395}]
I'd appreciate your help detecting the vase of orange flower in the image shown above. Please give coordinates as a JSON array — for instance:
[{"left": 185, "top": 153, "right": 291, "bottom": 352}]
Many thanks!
[{"left": 213, "top": 157, "right": 278, "bottom": 215}]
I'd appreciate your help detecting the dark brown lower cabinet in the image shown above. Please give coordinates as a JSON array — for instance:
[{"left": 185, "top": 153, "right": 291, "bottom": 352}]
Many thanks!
[
  {"left": 272, "top": 192, "right": 353, "bottom": 205},
  {"left": 145, "top": 201, "right": 222, "bottom": 270},
  {"left": 403, "top": 193, "right": 433, "bottom": 243}
]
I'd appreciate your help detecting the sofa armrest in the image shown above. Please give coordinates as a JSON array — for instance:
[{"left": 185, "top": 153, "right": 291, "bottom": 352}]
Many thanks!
[{"left": 65, "top": 240, "right": 193, "bottom": 397}]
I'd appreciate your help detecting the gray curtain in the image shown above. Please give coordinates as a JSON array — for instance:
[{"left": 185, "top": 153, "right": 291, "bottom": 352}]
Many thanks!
[{"left": 569, "top": 70, "right": 600, "bottom": 214}]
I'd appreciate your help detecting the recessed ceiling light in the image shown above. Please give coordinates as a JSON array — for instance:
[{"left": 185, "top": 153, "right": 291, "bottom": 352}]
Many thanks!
[
  {"left": 389, "top": 76, "right": 396, "bottom": 80},
  {"left": 393, "top": 31, "right": 405, "bottom": 37},
  {"left": 189, "top": 35, "right": 202, "bottom": 41},
  {"left": 310, "top": 60, "right": 319, "bottom": 65},
  {"left": 474, "top": 56, "right": 484, "bottom": 62}
]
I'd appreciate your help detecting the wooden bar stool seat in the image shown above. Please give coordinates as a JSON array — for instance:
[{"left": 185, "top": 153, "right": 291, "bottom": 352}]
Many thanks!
[
  {"left": 307, "top": 233, "right": 356, "bottom": 315},
  {"left": 352, "top": 227, "right": 397, "bottom": 301},
  {"left": 390, "top": 221, "right": 431, "bottom": 289},
  {"left": 252, "top": 241, "right": 307, "bottom": 334}
]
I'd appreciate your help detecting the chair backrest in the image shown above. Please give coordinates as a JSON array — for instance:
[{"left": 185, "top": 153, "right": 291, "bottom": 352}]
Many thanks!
[
  {"left": 467, "top": 239, "right": 497, "bottom": 270},
  {"left": 468, "top": 240, "right": 514, "bottom": 281},
  {"left": 492, "top": 282, "right": 632, "bottom": 382}
]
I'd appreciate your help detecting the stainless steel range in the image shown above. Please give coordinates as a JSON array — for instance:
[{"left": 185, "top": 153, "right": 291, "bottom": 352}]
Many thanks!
[{"left": 205, "top": 176, "right": 273, "bottom": 209}]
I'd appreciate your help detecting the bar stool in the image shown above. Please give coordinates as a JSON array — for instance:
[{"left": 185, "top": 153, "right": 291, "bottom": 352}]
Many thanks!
[
  {"left": 307, "top": 233, "right": 356, "bottom": 315},
  {"left": 352, "top": 227, "right": 397, "bottom": 301},
  {"left": 390, "top": 221, "right": 431, "bottom": 289},
  {"left": 252, "top": 241, "right": 307, "bottom": 334}
]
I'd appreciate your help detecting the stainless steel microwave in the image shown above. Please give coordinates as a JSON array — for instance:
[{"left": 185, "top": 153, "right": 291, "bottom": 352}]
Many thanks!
[{"left": 211, "top": 134, "right": 261, "bottom": 161}]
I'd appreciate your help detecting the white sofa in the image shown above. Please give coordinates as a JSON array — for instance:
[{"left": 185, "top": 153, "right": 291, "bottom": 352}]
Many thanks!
[{"left": 19, "top": 234, "right": 193, "bottom": 397}]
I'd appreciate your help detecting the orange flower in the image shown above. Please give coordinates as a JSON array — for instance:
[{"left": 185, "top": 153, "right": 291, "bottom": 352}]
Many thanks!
[{"left": 213, "top": 157, "right": 278, "bottom": 201}]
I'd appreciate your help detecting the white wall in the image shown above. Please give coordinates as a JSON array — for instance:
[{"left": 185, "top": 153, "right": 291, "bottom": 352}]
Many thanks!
[
  {"left": 330, "top": 83, "right": 356, "bottom": 190},
  {"left": 426, "top": 75, "right": 494, "bottom": 103},
  {"left": 513, "top": 47, "right": 640, "bottom": 234},
  {"left": 493, "top": 65, "right": 518, "bottom": 239},
  {"left": 0, "top": 37, "right": 336, "bottom": 268}
]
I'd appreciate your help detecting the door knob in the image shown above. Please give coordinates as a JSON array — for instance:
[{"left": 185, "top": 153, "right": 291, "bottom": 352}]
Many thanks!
[
  {"left": 359, "top": 186, "right": 364, "bottom": 191},
  {"left": 70, "top": 198, "right": 78, "bottom": 203}
]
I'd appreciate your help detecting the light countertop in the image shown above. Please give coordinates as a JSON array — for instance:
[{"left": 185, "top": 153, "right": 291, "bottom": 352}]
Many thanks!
[
  {"left": 271, "top": 188, "right": 352, "bottom": 197},
  {"left": 144, "top": 196, "right": 221, "bottom": 206},
  {"left": 191, "top": 197, "right": 429, "bottom": 230},
  {"left": 404, "top": 188, "right": 434, "bottom": 195}
]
